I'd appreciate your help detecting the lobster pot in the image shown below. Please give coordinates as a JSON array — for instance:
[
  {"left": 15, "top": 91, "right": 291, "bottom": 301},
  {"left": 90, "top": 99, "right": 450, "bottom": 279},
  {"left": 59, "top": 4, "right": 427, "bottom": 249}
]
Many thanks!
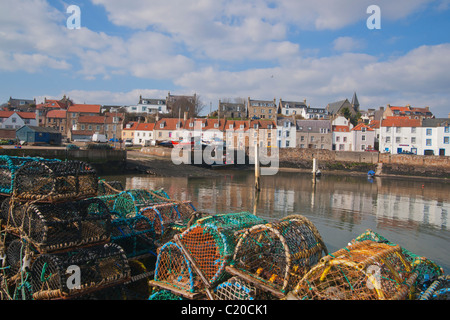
[
  {"left": 154, "top": 241, "right": 199, "bottom": 293},
  {"left": 20, "top": 198, "right": 111, "bottom": 253},
  {"left": 111, "top": 216, "right": 157, "bottom": 258},
  {"left": 30, "top": 243, "right": 131, "bottom": 300},
  {"left": 98, "top": 180, "right": 124, "bottom": 196},
  {"left": 230, "top": 215, "right": 328, "bottom": 294},
  {"left": 291, "top": 240, "right": 417, "bottom": 300},
  {"left": 14, "top": 160, "right": 98, "bottom": 202},
  {"left": 1, "top": 197, "right": 24, "bottom": 230},
  {"left": 213, "top": 276, "right": 275, "bottom": 300},
  {"left": 149, "top": 290, "right": 184, "bottom": 300},
  {"left": 112, "top": 189, "right": 170, "bottom": 218},
  {"left": 419, "top": 276, "right": 450, "bottom": 300},
  {"left": 178, "top": 212, "right": 267, "bottom": 286},
  {"left": 0, "top": 156, "right": 57, "bottom": 195},
  {"left": 94, "top": 194, "right": 120, "bottom": 213},
  {"left": 139, "top": 201, "right": 197, "bottom": 240},
  {"left": 351, "top": 229, "right": 444, "bottom": 293}
]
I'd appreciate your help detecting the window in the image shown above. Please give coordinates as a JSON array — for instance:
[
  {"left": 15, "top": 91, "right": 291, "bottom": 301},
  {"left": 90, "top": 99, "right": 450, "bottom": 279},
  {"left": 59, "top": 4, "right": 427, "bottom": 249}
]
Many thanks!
[
  {"left": 362, "top": 135, "right": 366, "bottom": 141},
  {"left": 286, "top": 131, "right": 290, "bottom": 137},
  {"left": 343, "top": 137, "right": 347, "bottom": 142},
  {"left": 386, "top": 137, "right": 391, "bottom": 143},
  {"left": 396, "top": 137, "right": 400, "bottom": 143},
  {"left": 361, "top": 145, "right": 366, "bottom": 151},
  {"left": 88, "top": 125, "right": 92, "bottom": 130},
  {"left": 396, "top": 127, "right": 401, "bottom": 133},
  {"left": 286, "top": 141, "right": 290, "bottom": 147},
  {"left": 96, "top": 125, "right": 100, "bottom": 131},
  {"left": 301, "top": 136, "right": 305, "bottom": 142},
  {"left": 81, "top": 125, "right": 85, "bottom": 130},
  {"left": 444, "top": 137, "right": 449, "bottom": 144},
  {"left": 411, "top": 127, "right": 416, "bottom": 134},
  {"left": 426, "top": 139, "right": 432, "bottom": 146},
  {"left": 386, "top": 127, "right": 391, "bottom": 133},
  {"left": 362, "top": 127, "right": 366, "bottom": 133},
  {"left": 426, "top": 128, "right": 432, "bottom": 136},
  {"left": 445, "top": 127, "right": 449, "bottom": 133},
  {"left": 11, "top": 118, "right": 16, "bottom": 123},
  {"left": 336, "top": 136, "right": 340, "bottom": 142},
  {"left": 411, "top": 137, "right": 416, "bottom": 144}
]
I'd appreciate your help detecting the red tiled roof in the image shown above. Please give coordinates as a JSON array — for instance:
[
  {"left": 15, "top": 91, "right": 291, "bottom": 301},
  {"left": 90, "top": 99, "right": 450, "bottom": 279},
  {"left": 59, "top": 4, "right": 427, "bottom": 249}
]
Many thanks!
[
  {"left": 155, "top": 118, "right": 185, "bottom": 130},
  {"left": 78, "top": 116, "right": 105, "bottom": 124},
  {"left": 123, "top": 122, "right": 139, "bottom": 130},
  {"left": 333, "top": 125, "right": 350, "bottom": 132},
  {"left": 136, "top": 123, "right": 155, "bottom": 131},
  {"left": 381, "top": 117, "right": 421, "bottom": 127},
  {"left": 68, "top": 104, "right": 101, "bottom": 113},
  {"left": 352, "top": 123, "right": 374, "bottom": 131},
  {"left": 368, "top": 120, "right": 380, "bottom": 129},
  {"left": 46, "top": 110, "right": 67, "bottom": 119},
  {"left": 0, "top": 111, "right": 36, "bottom": 119}
]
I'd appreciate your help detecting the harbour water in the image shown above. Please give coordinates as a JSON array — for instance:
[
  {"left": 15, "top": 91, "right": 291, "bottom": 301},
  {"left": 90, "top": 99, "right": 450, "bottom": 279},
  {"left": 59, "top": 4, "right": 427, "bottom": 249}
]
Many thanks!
[{"left": 103, "top": 170, "right": 450, "bottom": 274}]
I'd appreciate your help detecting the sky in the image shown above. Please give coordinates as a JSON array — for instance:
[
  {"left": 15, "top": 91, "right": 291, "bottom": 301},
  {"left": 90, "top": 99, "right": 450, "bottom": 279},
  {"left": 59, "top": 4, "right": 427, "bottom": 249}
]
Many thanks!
[{"left": 1, "top": 0, "right": 449, "bottom": 117}]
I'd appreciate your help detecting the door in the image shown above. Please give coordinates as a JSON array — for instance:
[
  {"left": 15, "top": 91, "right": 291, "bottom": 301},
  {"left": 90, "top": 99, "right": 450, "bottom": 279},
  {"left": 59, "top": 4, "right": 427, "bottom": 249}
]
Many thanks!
[
  {"left": 439, "top": 149, "right": 445, "bottom": 156},
  {"left": 397, "top": 148, "right": 402, "bottom": 154}
]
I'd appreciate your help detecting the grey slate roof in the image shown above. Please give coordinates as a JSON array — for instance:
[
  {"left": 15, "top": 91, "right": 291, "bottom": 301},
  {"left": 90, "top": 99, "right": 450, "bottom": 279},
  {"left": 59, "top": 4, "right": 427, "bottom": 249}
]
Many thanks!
[{"left": 422, "top": 118, "right": 450, "bottom": 127}]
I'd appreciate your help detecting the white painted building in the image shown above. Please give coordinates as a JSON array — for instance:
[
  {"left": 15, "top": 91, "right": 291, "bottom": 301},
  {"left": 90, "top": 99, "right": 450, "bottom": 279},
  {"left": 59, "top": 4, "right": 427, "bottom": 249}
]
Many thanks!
[
  {"left": 276, "top": 118, "right": 297, "bottom": 148},
  {"left": 420, "top": 118, "right": 450, "bottom": 156},
  {"left": 127, "top": 96, "right": 168, "bottom": 114},
  {"left": 0, "top": 111, "right": 37, "bottom": 129},
  {"left": 352, "top": 123, "right": 376, "bottom": 151},
  {"left": 133, "top": 122, "right": 155, "bottom": 146},
  {"left": 332, "top": 116, "right": 353, "bottom": 151},
  {"left": 379, "top": 117, "right": 422, "bottom": 154}
]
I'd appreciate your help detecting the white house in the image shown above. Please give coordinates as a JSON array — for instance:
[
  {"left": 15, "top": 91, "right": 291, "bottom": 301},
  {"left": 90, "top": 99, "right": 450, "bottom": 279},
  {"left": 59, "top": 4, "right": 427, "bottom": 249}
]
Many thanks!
[
  {"left": 351, "top": 123, "right": 376, "bottom": 151},
  {"left": 332, "top": 116, "right": 353, "bottom": 151},
  {"left": 278, "top": 100, "right": 307, "bottom": 117},
  {"left": 420, "top": 118, "right": 450, "bottom": 156},
  {"left": 276, "top": 118, "right": 297, "bottom": 148},
  {"left": 0, "top": 111, "right": 37, "bottom": 129},
  {"left": 127, "top": 96, "right": 168, "bottom": 114},
  {"left": 379, "top": 117, "right": 422, "bottom": 154},
  {"left": 133, "top": 122, "right": 155, "bottom": 146}
]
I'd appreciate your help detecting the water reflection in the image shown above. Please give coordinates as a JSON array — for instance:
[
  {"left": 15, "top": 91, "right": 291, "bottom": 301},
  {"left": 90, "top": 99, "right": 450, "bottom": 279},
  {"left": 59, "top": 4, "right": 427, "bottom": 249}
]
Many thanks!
[{"left": 107, "top": 170, "right": 450, "bottom": 273}]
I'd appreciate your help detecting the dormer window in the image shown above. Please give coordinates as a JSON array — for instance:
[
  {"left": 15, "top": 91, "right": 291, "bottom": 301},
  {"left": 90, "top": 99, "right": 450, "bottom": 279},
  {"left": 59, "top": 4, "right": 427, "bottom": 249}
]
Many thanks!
[
  {"left": 229, "top": 124, "right": 233, "bottom": 129},
  {"left": 160, "top": 123, "right": 164, "bottom": 129},
  {"left": 214, "top": 123, "right": 219, "bottom": 128},
  {"left": 240, "top": 125, "right": 245, "bottom": 129},
  {"left": 189, "top": 122, "right": 194, "bottom": 127}
]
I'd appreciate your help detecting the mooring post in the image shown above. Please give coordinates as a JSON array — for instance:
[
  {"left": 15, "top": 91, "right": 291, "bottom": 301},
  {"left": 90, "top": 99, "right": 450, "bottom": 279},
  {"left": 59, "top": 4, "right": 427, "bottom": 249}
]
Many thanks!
[
  {"left": 255, "top": 143, "right": 260, "bottom": 191},
  {"left": 312, "top": 157, "right": 317, "bottom": 180}
]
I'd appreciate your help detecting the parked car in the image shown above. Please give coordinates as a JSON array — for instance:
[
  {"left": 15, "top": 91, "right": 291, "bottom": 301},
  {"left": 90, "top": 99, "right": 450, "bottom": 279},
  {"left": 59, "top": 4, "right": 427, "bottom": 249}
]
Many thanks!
[{"left": 124, "top": 139, "right": 133, "bottom": 147}]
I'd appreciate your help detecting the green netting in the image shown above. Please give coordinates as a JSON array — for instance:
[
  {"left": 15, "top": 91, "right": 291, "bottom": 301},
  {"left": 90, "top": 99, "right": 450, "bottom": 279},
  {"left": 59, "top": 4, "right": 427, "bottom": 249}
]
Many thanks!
[
  {"left": 351, "top": 229, "right": 444, "bottom": 293},
  {"left": 149, "top": 289, "right": 184, "bottom": 300},
  {"left": 111, "top": 215, "right": 157, "bottom": 258},
  {"left": 112, "top": 189, "right": 170, "bottom": 218}
]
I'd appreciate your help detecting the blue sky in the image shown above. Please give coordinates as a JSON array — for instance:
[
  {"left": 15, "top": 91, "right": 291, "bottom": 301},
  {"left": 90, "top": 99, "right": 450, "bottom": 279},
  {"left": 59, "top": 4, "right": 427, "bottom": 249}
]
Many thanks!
[{"left": 1, "top": 0, "right": 449, "bottom": 117}]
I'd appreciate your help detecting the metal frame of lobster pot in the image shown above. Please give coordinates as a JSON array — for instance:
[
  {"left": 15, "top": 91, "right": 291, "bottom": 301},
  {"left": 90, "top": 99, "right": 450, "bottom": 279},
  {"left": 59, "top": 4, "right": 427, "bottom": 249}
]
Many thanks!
[
  {"left": 150, "top": 212, "right": 267, "bottom": 299},
  {"left": 227, "top": 214, "right": 328, "bottom": 298},
  {"left": 13, "top": 160, "right": 98, "bottom": 202},
  {"left": 111, "top": 189, "right": 170, "bottom": 218},
  {"left": 16, "top": 198, "right": 111, "bottom": 253},
  {"left": 30, "top": 243, "right": 131, "bottom": 300},
  {"left": 110, "top": 215, "right": 157, "bottom": 259},
  {"left": 288, "top": 240, "right": 418, "bottom": 300},
  {"left": 139, "top": 200, "right": 197, "bottom": 242},
  {"left": 0, "top": 155, "right": 60, "bottom": 196}
]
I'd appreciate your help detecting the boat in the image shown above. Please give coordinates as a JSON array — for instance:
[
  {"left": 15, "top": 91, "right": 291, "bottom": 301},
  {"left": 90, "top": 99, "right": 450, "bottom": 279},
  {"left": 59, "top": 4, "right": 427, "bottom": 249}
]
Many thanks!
[{"left": 368, "top": 170, "right": 375, "bottom": 178}]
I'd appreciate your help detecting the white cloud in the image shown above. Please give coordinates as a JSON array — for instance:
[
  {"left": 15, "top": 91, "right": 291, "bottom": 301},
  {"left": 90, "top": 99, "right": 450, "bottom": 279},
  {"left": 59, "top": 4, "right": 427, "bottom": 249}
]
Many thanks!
[{"left": 333, "top": 37, "right": 366, "bottom": 52}]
